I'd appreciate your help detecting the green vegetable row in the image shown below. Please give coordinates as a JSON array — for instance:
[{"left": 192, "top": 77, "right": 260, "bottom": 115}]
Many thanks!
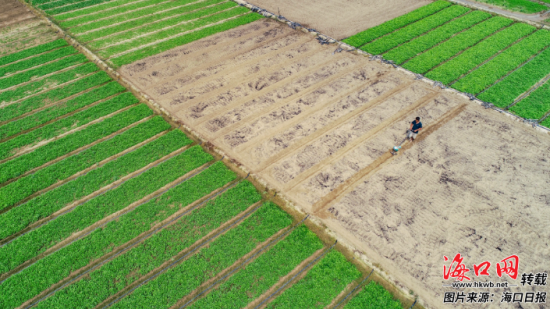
[
  {"left": 39, "top": 0, "right": 100, "bottom": 11},
  {"left": 4, "top": 162, "right": 233, "bottom": 309},
  {"left": 403, "top": 16, "right": 512, "bottom": 74},
  {"left": 0, "top": 145, "right": 211, "bottom": 278},
  {"left": 362, "top": 5, "right": 470, "bottom": 55},
  {"left": 31, "top": 181, "right": 266, "bottom": 309},
  {"left": 384, "top": 10, "right": 490, "bottom": 64},
  {"left": 60, "top": 0, "right": 175, "bottom": 26},
  {"left": 72, "top": 0, "right": 222, "bottom": 37},
  {"left": 453, "top": 30, "right": 550, "bottom": 94},
  {"left": 540, "top": 115, "right": 550, "bottom": 128},
  {"left": 0, "top": 39, "right": 67, "bottom": 66},
  {"left": 0, "top": 71, "right": 112, "bottom": 123},
  {"left": 510, "top": 80, "right": 550, "bottom": 120},
  {"left": 0, "top": 129, "right": 191, "bottom": 240},
  {"left": 0, "top": 62, "right": 99, "bottom": 105},
  {"left": 479, "top": 46, "right": 550, "bottom": 107},
  {"left": 342, "top": 0, "right": 451, "bottom": 48},
  {"left": 111, "top": 12, "right": 262, "bottom": 66},
  {"left": 266, "top": 249, "right": 361, "bottom": 308},
  {"left": 0, "top": 54, "right": 88, "bottom": 90},
  {"left": 0, "top": 81, "right": 125, "bottom": 142},
  {"left": 426, "top": 23, "right": 535, "bottom": 84},
  {"left": 0, "top": 46, "right": 76, "bottom": 78},
  {"left": 0, "top": 93, "right": 138, "bottom": 160},
  {"left": 187, "top": 225, "right": 324, "bottom": 309},
  {"left": 45, "top": 0, "right": 113, "bottom": 15},
  {"left": 474, "top": 0, "right": 547, "bottom": 14},
  {"left": 344, "top": 282, "right": 402, "bottom": 309},
  {"left": 95, "top": 4, "right": 244, "bottom": 54},
  {"left": 0, "top": 104, "right": 152, "bottom": 185}
]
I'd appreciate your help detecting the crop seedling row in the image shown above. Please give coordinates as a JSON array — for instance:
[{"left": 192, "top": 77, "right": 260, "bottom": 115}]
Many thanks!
[
  {"left": 344, "top": 281, "right": 402, "bottom": 309},
  {"left": 0, "top": 39, "right": 67, "bottom": 66},
  {"left": 510, "top": 80, "right": 550, "bottom": 120},
  {"left": 0, "top": 130, "right": 192, "bottom": 240},
  {"left": 31, "top": 181, "right": 266, "bottom": 309}
]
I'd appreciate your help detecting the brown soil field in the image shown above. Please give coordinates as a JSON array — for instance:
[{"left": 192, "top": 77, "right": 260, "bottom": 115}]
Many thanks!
[
  {"left": 0, "top": 0, "right": 34, "bottom": 29},
  {"left": 121, "top": 19, "right": 550, "bottom": 308},
  {"left": 244, "top": 0, "right": 431, "bottom": 39}
]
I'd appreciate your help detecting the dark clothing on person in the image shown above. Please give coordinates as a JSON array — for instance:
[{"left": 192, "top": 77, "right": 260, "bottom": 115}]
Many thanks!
[{"left": 411, "top": 121, "right": 422, "bottom": 132}]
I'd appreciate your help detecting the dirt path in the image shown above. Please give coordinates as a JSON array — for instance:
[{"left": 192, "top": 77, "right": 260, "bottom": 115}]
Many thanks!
[{"left": 122, "top": 20, "right": 550, "bottom": 309}]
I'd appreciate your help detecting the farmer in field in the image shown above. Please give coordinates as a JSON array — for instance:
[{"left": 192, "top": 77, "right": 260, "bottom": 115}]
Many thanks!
[{"left": 407, "top": 117, "right": 422, "bottom": 142}]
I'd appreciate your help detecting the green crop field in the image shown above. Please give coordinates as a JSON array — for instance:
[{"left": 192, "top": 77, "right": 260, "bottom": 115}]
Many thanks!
[
  {"left": 0, "top": 10, "right": 404, "bottom": 309},
  {"left": 344, "top": 1, "right": 550, "bottom": 129}
]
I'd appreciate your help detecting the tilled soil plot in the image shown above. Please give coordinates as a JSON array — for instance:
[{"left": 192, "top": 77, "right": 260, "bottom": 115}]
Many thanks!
[
  {"left": 244, "top": 0, "right": 431, "bottom": 40},
  {"left": 121, "top": 20, "right": 550, "bottom": 309},
  {"left": 0, "top": 0, "right": 35, "bottom": 29}
]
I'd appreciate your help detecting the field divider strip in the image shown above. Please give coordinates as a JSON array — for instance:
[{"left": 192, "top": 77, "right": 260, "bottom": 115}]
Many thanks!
[
  {"left": 76, "top": 0, "right": 216, "bottom": 36},
  {"left": 252, "top": 242, "right": 336, "bottom": 309},
  {"left": 146, "top": 31, "right": 304, "bottom": 91},
  {"left": 101, "top": 194, "right": 268, "bottom": 309},
  {"left": 107, "top": 11, "right": 250, "bottom": 59},
  {"left": 0, "top": 62, "right": 85, "bottom": 94},
  {"left": 0, "top": 91, "right": 122, "bottom": 144},
  {"left": 173, "top": 213, "right": 310, "bottom": 309},
  {"left": 0, "top": 70, "right": 99, "bottom": 110},
  {"left": 170, "top": 39, "right": 318, "bottom": 117},
  {"left": 54, "top": 0, "right": 167, "bottom": 19},
  {"left": 96, "top": 5, "right": 238, "bottom": 49},
  {"left": 0, "top": 115, "right": 153, "bottom": 187},
  {"left": 478, "top": 45, "right": 550, "bottom": 96},
  {"left": 311, "top": 103, "right": 467, "bottom": 215},
  {"left": 0, "top": 80, "right": 110, "bottom": 126},
  {"left": 129, "top": 20, "right": 282, "bottom": 83},
  {"left": 4, "top": 157, "right": 215, "bottom": 287},
  {"left": 0, "top": 52, "right": 78, "bottom": 80},
  {"left": 238, "top": 70, "right": 409, "bottom": 170},
  {"left": 190, "top": 52, "right": 347, "bottom": 133},
  {"left": 330, "top": 269, "right": 374, "bottom": 309},
  {"left": 281, "top": 91, "right": 439, "bottom": 194},
  {"left": 0, "top": 102, "right": 139, "bottom": 163},
  {"left": 23, "top": 175, "right": 244, "bottom": 309},
  {"left": 445, "top": 24, "right": 532, "bottom": 85},
  {"left": 507, "top": 71, "right": 550, "bottom": 111},
  {"left": 0, "top": 129, "right": 172, "bottom": 239}
]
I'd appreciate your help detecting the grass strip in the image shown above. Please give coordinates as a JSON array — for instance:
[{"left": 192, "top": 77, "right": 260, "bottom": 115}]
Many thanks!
[
  {"left": 474, "top": 0, "right": 547, "bottom": 13},
  {"left": 0, "top": 46, "right": 77, "bottom": 77},
  {"left": 383, "top": 11, "right": 490, "bottom": 64},
  {"left": 0, "top": 71, "right": 112, "bottom": 122},
  {"left": 72, "top": 0, "right": 222, "bottom": 37},
  {"left": 6, "top": 163, "right": 235, "bottom": 309},
  {"left": 111, "top": 12, "right": 261, "bottom": 67},
  {"left": 0, "top": 104, "right": 152, "bottom": 185},
  {"left": 360, "top": 5, "right": 469, "bottom": 55},
  {"left": 266, "top": 250, "right": 362, "bottom": 308},
  {"left": 510, "top": 80, "right": 550, "bottom": 119},
  {"left": 478, "top": 47, "right": 550, "bottom": 107},
  {"left": 45, "top": 0, "right": 114, "bottom": 15},
  {"left": 452, "top": 29, "right": 550, "bottom": 94},
  {"left": 30, "top": 181, "right": 267, "bottom": 309},
  {"left": 0, "top": 39, "right": 67, "bottom": 66},
  {"left": 95, "top": 4, "right": 244, "bottom": 55},
  {"left": 344, "top": 282, "right": 402, "bottom": 309},
  {"left": 186, "top": 225, "right": 324, "bottom": 309},
  {"left": 59, "top": 0, "right": 173, "bottom": 26},
  {"left": 0, "top": 144, "right": 211, "bottom": 281},
  {"left": 342, "top": 0, "right": 451, "bottom": 48},
  {"left": 0, "top": 82, "right": 125, "bottom": 141},
  {"left": 0, "top": 130, "right": 191, "bottom": 240},
  {"left": 0, "top": 92, "right": 137, "bottom": 159},
  {"left": 402, "top": 16, "right": 512, "bottom": 74},
  {"left": 0, "top": 112, "right": 165, "bottom": 213},
  {"left": 0, "top": 54, "right": 89, "bottom": 90},
  {"left": 0, "top": 62, "right": 98, "bottom": 105},
  {"left": 426, "top": 23, "right": 535, "bottom": 85}
]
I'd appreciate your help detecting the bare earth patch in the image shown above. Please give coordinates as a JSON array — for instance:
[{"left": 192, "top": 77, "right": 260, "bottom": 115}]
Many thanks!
[{"left": 121, "top": 21, "right": 550, "bottom": 308}]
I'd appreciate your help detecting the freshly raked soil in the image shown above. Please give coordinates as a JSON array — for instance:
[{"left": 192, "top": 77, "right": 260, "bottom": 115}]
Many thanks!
[
  {"left": 245, "top": 0, "right": 432, "bottom": 39},
  {"left": 121, "top": 19, "right": 550, "bottom": 309}
]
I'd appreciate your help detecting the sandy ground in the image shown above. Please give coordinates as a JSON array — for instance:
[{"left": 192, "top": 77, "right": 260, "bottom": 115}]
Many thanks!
[
  {"left": 121, "top": 20, "right": 550, "bottom": 308},
  {"left": 244, "top": 0, "right": 431, "bottom": 39}
]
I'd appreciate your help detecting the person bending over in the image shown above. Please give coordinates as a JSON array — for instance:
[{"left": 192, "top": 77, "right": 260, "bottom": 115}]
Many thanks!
[{"left": 408, "top": 117, "right": 422, "bottom": 142}]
